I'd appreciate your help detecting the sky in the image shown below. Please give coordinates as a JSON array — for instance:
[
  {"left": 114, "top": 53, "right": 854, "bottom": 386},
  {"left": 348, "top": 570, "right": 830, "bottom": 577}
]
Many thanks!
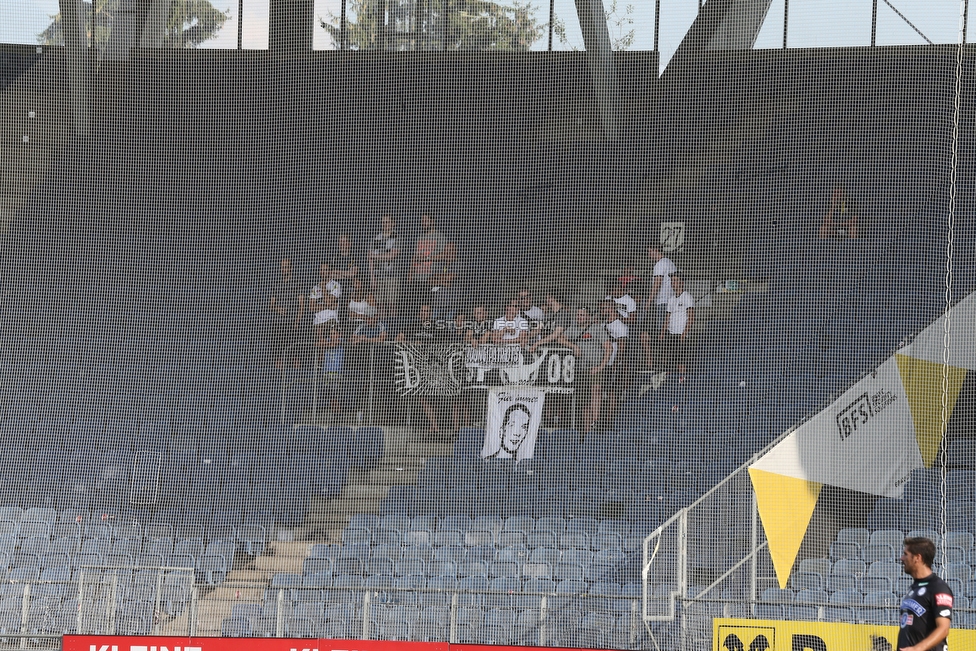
[{"left": 0, "top": 0, "right": 969, "bottom": 71}]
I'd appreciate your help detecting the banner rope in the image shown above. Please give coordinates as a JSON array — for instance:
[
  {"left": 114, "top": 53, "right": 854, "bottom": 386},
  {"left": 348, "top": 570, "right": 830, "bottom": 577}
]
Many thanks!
[{"left": 940, "top": 0, "right": 965, "bottom": 570}]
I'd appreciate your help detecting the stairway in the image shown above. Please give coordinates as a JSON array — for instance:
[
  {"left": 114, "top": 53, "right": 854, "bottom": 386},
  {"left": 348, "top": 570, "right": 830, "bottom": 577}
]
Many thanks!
[{"left": 299, "top": 425, "right": 454, "bottom": 542}]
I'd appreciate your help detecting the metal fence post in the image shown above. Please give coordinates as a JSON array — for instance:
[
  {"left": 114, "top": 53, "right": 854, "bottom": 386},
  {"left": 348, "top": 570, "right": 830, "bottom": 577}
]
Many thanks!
[
  {"left": 750, "top": 489, "right": 758, "bottom": 602},
  {"left": 654, "top": 0, "right": 661, "bottom": 52},
  {"left": 109, "top": 573, "right": 118, "bottom": 635},
  {"left": 280, "top": 360, "right": 286, "bottom": 425},
  {"left": 642, "top": 535, "right": 648, "bottom": 623},
  {"left": 449, "top": 591, "right": 458, "bottom": 643},
  {"left": 367, "top": 345, "right": 376, "bottom": 425},
  {"left": 782, "top": 0, "right": 789, "bottom": 48},
  {"left": 871, "top": 0, "right": 878, "bottom": 46},
  {"left": 678, "top": 509, "right": 688, "bottom": 599},
  {"left": 76, "top": 573, "right": 84, "bottom": 634},
  {"left": 361, "top": 590, "right": 371, "bottom": 640},
  {"left": 276, "top": 588, "right": 285, "bottom": 637},
  {"left": 679, "top": 594, "right": 688, "bottom": 651},
  {"left": 153, "top": 571, "right": 163, "bottom": 634},
  {"left": 189, "top": 586, "right": 198, "bottom": 636},
  {"left": 677, "top": 509, "right": 688, "bottom": 646},
  {"left": 539, "top": 595, "right": 548, "bottom": 646},
  {"left": 571, "top": 390, "right": 576, "bottom": 430},
  {"left": 19, "top": 582, "right": 29, "bottom": 647},
  {"left": 630, "top": 600, "right": 639, "bottom": 646},
  {"left": 312, "top": 357, "right": 319, "bottom": 423}
]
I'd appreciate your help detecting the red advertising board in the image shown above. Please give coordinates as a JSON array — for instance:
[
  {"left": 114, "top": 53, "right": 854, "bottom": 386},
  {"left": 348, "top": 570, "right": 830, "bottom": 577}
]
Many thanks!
[
  {"left": 63, "top": 636, "right": 619, "bottom": 651},
  {"left": 63, "top": 637, "right": 447, "bottom": 651}
]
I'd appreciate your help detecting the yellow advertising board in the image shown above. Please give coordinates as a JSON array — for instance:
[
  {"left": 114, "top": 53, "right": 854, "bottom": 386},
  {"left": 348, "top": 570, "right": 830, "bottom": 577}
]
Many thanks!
[{"left": 712, "top": 619, "right": 976, "bottom": 651}]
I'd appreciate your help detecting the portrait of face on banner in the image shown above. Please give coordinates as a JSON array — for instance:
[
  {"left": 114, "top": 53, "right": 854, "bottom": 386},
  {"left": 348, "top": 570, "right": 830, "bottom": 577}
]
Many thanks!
[{"left": 481, "top": 389, "right": 545, "bottom": 461}]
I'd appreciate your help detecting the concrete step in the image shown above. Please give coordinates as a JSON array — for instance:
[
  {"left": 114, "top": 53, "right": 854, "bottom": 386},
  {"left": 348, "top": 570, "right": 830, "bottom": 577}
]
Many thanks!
[
  {"left": 341, "top": 483, "right": 390, "bottom": 501},
  {"left": 368, "top": 466, "right": 420, "bottom": 484},
  {"left": 403, "top": 440, "right": 454, "bottom": 458},
  {"left": 225, "top": 569, "right": 267, "bottom": 583},
  {"left": 294, "top": 425, "right": 443, "bottom": 544},
  {"left": 328, "top": 494, "right": 390, "bottom": 514},
  {"left": 193, "top": 586, "right": 259, "bottom": 636},
  {"left": 250, "top": 541, "right": 308, "bottom": 575}
]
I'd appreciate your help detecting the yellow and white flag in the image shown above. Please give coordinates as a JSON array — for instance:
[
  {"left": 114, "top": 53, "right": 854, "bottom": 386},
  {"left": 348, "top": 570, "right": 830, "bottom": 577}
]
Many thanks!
[{"left": 750, "top": 294, "right": 976, "bottom": 587}]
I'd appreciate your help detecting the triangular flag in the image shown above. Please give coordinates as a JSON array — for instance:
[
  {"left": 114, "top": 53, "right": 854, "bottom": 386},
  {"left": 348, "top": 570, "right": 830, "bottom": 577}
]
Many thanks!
[
  {"left": 895, "top": 354, "right": 967, "bottom": 467},
  {"left": 749, "top": 468, "right": 822, "bottom": 589}
]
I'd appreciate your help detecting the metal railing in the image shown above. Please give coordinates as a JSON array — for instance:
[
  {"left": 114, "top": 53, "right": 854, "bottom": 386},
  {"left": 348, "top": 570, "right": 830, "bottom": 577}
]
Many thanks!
[
  {"left": 196, "top": 583, "right": 645, "bottom": 644},
  {"left": 0, "top": 576, "right": 645, "bottom": 645},
  {"left": 278, "top": 341, "right": 580, "bottom": 429}
]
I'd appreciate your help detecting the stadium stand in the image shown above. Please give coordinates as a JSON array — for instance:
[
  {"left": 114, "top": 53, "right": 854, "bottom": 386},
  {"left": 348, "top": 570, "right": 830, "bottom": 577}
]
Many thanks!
[
  {"left": 2, "top": 13, "right": 976, "bottom": 651},
  {"left": 256, "top": 48, "right": 976, "bottom": 645}
]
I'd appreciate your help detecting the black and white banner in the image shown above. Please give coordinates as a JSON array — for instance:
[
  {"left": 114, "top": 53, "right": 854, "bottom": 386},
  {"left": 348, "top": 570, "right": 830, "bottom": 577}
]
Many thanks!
[
  {"left": 465, "top": 345, "right": 524, "bottom": 369},
  {"left": 393, "top": 343, "right": 466, "bottom": 397},
  {"left": 480, "top": 388, "right": 545, "bottom": 461},
  {"left": 465, "top": 345, "right": 576, "bottom": 392}
]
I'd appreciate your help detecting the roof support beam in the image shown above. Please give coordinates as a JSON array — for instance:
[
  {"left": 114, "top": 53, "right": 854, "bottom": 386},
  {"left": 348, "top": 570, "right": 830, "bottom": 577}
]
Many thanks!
[
  {"left": 59, "top": 0, "right": 90, "bottom": 137},
  {"left": 668, "top": 0, "right": 773, "bottom": 73},
  {"left": 104, "top": 0, "right": 150, "bottom": 60},
  {"left": 707, "top": 0, "right": 774, "bottom": 50},
  {"left": 574, "top": 0, "right": 619, "bottom": 142}
]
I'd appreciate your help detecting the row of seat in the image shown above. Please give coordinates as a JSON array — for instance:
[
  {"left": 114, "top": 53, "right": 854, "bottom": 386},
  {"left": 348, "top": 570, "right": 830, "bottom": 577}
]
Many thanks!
[
  {"left": 288, "top": 557, "right": 625, "bottom": 585},
  {"left": 0, "top": 416, "right": 383, "bottom": 463},
  {"left": 222, "top": 602, "right": 645, "bottom": 648}
]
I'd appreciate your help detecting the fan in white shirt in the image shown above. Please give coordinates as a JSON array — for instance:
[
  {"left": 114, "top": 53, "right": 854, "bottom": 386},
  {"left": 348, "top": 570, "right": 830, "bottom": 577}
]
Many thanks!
[
  {"left": 516, "top": 287, "right": 546, "bottom": 322},
  {"left": 492, "top": 301, "right": 530, "bottom": 346},
  {"left": 648, "top": 247, "right": 677, "bottom": 306},
  {"left": 605, "top": 281, "right": 638, "bottom": 338},
  {"left": 659, "top": 273, "right": 695, "bottom": 376},
  {"left": 641, "top": 247, "right": 677, "bottom": 370},
  {"left": 309, "top": 262, "right": 343, "bottom": 326}
]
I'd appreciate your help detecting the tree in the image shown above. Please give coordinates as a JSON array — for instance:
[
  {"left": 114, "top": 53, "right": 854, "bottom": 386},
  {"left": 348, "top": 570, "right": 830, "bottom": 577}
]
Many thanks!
[
  {"left": 320, "top": 0, "right": 547, "bottom": 51},
  {"left": 39, "top": 0, "right": 230, "bottom": 49},
  {"left": 553, "top": 0, "right": 636, "bottom": 51}
]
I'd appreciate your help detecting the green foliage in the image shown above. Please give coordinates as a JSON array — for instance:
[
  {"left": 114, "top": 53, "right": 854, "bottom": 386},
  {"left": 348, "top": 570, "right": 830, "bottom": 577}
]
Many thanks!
[
  {"left": 38, "top": 0, "right": 229, "bottom": 48},
  {"left": 320, "top": 0, "right": 547, "bottom": 51},
  {"left": 553, "top": 0, "right": 636, "bottom": 51},
  {"left": 605, "top": 0, "right": 636, "bottom": 50}
]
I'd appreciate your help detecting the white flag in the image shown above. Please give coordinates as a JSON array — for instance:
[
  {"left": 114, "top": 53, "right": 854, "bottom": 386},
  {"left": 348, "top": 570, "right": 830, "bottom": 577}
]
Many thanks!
[
  {"left": 481, "top": 388, "right": 545, "bottom": 461},
  {"left": 751, "top": 356, "right": 922, "bottom": 497}
]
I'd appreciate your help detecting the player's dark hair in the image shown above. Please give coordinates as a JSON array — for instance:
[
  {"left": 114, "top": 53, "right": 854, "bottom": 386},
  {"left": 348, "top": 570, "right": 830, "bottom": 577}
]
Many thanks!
[{"left": 903, "top": 537, "right": 936, "bottom": 568}]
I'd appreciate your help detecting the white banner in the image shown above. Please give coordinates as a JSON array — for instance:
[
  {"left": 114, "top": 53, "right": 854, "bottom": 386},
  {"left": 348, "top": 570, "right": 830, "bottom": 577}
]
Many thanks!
[
  {"left": 481, "top": 388, "right": 545, "bottom": 461},
  {"left": 752, "top": 356, "right": 922, "bottom": 497},
  {"left": 898, "top": 291, "right": 976, "bottom": 370},
  {"left": 465, "top": 345, "right": 576, "bottom": 392},
  {"left": 465, "top": 344, "right": 524, "bottom": 369},
  {"left": 392, "top": 343, "right": 465, "bottom": 397}
]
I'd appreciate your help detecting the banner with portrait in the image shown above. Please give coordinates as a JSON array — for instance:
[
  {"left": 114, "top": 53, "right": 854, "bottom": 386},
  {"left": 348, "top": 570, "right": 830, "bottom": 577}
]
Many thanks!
[
  {"left": 393, "top": 343, "right": 466, "bottom": 397},
  {"left": 481, "top": 388, "right": 545, "bottom": 461}
]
